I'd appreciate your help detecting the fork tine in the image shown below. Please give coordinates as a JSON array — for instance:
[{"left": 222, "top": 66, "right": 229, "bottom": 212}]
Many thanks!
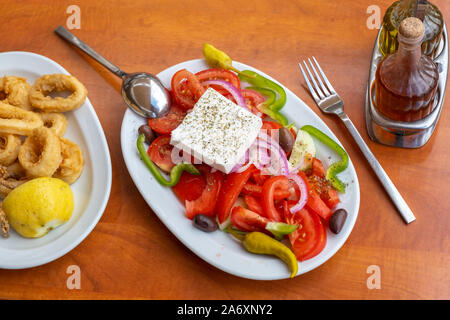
[
  {"left": 312, "top": 56, "right": 336, "bottom": 95},
  {"left": 302, "top": 60, "right": 325, "bottom": 100},
  {"left": 308, "top": 58, "right": 331, "bottom": 96},
  {"left": 298, "top": 62, "right": 321, "bottom": 104}
]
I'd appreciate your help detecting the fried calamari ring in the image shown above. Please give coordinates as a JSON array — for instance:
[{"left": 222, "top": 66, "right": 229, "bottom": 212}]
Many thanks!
[
  {"left": 18, "top": 127, "right": 62, "bottom": 178},
  {"left": 0, "top": 134, "right": 21, "bottom": 166},
  {"left": 0, "top": 76, "right": 32, "bottom": 111},
  {"left": 0, "top": 102, "right": 43, "bottom": 136},
  {"left": 0, "top": 204, "right": 9, "bottom": 237},
  {"left": 0, "top": 165, "right": 28, "bottom": 200},
  {"left": 6, "top": 161, "right": 27, "bottom": 179},
  {"left": 29, "top": 74, "right": 87, "bottom": 112},
  {"left": 53, "top": 137, "right": 84, "bottom": 184},
  {"left": 39, "top": 112, "right": 68, "bottom": 136}
]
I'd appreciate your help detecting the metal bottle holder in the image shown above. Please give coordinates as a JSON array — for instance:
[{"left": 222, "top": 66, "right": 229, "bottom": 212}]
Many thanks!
[{"left": 365, "top": 23, "right": 448, "bottom": 148}]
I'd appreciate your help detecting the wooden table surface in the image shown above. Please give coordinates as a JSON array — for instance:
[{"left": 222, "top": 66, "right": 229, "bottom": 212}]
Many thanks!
[{"left": 0, "top": 0, "right": 448, "bottom": 300}]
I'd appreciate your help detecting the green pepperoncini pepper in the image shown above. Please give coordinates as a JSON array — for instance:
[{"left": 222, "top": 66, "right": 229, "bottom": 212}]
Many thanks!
[
  {"left": 137, "top": 134, "right": 200, "bottom": 187},
  {"left": 243, "top": 232, "right": 298, "bottom": 278}
]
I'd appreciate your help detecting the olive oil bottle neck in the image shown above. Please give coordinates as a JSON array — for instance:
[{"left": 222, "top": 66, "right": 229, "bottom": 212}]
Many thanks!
[{"left": 397, "top": 33, "right": 423, "bottom": 69}]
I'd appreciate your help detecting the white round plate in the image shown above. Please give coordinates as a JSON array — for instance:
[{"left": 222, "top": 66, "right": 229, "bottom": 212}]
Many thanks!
[
  {"left": 0, "top": 52, "right": 112, "bottom": 269},
  {"left": 121, "top": 59, "right": 360, "bottom": 280}
]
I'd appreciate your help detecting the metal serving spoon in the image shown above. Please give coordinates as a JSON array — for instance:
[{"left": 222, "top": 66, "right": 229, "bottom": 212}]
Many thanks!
[{"left": 54, "top": 26, "right": 171, "bottom": 118}]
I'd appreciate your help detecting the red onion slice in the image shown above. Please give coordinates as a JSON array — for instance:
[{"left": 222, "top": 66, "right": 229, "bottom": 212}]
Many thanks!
[
  {"left": 258, "top": 131, "right": 289, "bottom": 176},
  {"left": 289, "top": 174, "right": 308, "bottom": 213},
  {"left": 202, "top": 80, "right": 249, "bottom": 111},
  {"left": 230, "top": 129, "right": 290, "bottom": 176}
]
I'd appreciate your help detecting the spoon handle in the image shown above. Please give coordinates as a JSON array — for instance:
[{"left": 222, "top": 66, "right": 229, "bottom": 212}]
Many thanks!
[{"left": 55, "top": 26, "right": 126, "bottom": 78}]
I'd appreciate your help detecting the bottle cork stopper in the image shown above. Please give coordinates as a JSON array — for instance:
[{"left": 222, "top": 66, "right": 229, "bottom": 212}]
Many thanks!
[{"left": 399, "top": 17, "right": 425, "bottom": 39}]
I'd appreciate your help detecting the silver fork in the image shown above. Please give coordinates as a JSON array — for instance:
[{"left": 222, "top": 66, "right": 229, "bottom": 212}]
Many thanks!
[{"left": 299, "top": 57, "right": 416, "bottom": 224}]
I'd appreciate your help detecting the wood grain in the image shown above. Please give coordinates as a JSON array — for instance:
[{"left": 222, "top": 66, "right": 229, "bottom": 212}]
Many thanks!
[{"left": 0, "top": 0, "right": 449, "bottom": 300}]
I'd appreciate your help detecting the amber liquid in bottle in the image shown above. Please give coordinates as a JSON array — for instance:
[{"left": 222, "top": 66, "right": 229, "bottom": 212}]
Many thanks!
[{"left": 375, "top": 18, "right": 439, "bottom": 122}]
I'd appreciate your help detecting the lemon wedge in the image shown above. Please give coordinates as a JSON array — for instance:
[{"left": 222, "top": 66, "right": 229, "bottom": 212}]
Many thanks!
[{"left": 3, "top": 177, "right": 74, "bottom": 238}]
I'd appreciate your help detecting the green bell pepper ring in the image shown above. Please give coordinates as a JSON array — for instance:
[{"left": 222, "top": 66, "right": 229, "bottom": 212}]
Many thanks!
[
  {"left": 239, "top": 70, "right": 287, "bottom": 111},
  {"left": 301, "top": 125, "right": 349, "bottom": 193},
  {"left": 246, "top": 86, "right": 289, "bottom": 126},
  {"left": 247, "top": 86, "right": 276, "bottom": 106},
  {"left": 261, "top": 107, "right": 289, "bottom": 126},
  {"left": 137, "top": 134, "right": 200, "bottom": 187}
]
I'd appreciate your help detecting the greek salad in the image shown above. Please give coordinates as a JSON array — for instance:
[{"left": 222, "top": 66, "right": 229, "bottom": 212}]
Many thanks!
[{"left": 136, "top": 44, "right": 349, "bottom": 277}]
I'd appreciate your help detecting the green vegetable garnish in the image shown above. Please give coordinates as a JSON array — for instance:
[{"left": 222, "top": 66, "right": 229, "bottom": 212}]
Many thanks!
[
  {"left": 223, "top": 222, "right": 297, "bottom": 241},
  {"left": 265, "top": 222, "right": 298, "bottom": 241},
  {"left": 301, "top": 125, "right": 349, "bottom": 193},
  {"left": 239, "top": 70, "right": 287, "bottom": 111},
  {"left": 247, "top": 86, "right": 276, "bottom": 106},
  {"left": 202, "top": 43, "right": 242, "bottom": 74},
  {"left": 223, "top": 226, "right": 248, "bottom": 241},
  {"left": 246, "top": 86, "right": 287, "bottom": 125},
  {"left": 137, "top": 134, "right": 200, "bottom": 187},
  {"left": 239, "top": 71, "right": 289, "bottom": 125},
  {"left": 261, "top": 107, "right": 289, "bottom": 126}
]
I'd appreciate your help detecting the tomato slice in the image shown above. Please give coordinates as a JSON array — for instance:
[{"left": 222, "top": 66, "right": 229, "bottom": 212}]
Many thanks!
[
  {"left": 244, "top": 195, "right": 265, "bottom": 217},
  {"left": 216, "top": 165, "right": 256, "bottom": 224},
  {"left": 292, "top": 171, "right": 333, "bottom": 221},
  {"left": 261, "top": 120, "right": 283, "bottom": 131},
  {"left": 185, "top": 166, "right": 223, "bottom": 219},
  {"left": 311, "top": 158, "right": 327, "bottom": 178},
  {"left": 241, "top": 182, "right": 292, "bottom": 200},
  {"left": 252, "top": 170, "right": 270, "bottom": 185},
  {"left": 262, "top": 120, "right": 296, "bottom": 133},
  {"left": 307, "top": 159, "right": 340, "bottom": 210},
  {"left": 148, "top": 103, "right": 186, "bottom": 135},
  {"left": 306, "top": 189, "right": 333, "bottom": 222},
  {"left": 196, "top": 69, "right": 240, "bottom": 95},
  {"left": 261, "top": 176, "right": 290, "bottom": 222},
  {"left": 241, "top": 89, "right": 265, "bottom": 117},
  {"left": 285, "top": 205, "right": 327, "bottom": 262},
  {"left": 231, "top": 206, "right": 269, "bottom": 232},
  {"left": 320, "top": 187, "right": 339, "bottom": 209},
  {"left": 172, "top": 171, "right": 206, "bottom": 202},
  {"left": 147, "top": 136, "right": 175, "bottom": 173},
  {"left": 241, "top": 89, "right": 265, "bottom": 108},
  {"left": 308, "top": 175, "right": 340, "bottom": 209},
  {"left": 171, "top": 69, "right": 205, "bottom": 110}
]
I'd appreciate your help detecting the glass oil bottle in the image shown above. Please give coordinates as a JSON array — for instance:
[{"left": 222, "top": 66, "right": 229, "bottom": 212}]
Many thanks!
[
  {"left": 375, "top": 17, "right": 439, "bottom": 122},
  {"left": 379, "top": 0, "right": 444, "bottom": 58}
]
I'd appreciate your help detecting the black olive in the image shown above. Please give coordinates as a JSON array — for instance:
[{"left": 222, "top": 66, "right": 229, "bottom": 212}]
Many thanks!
[
  {"left": 138, "top": 125, "right": 156, "bottom": 144},
  {"left": 193, "top": 214, "right": 218, "bottom": 233},
  {"left": 278, "top": 127, "right": 295, "bottom": 154},
  {"left": 329, "top": 209, "right": 348, "bottom": 234}
]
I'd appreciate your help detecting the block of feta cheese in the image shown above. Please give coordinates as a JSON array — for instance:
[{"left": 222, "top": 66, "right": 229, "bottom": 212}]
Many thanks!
[{"left": 170, "top": 88, "right": 262, "bottom": 174}]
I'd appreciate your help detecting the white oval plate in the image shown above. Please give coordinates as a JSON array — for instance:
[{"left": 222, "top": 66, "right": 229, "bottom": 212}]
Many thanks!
[
  {"left": 121, "top": 59, "right": 360, "bottom": 280},
  {"left": 0, "top": 52, "right": 112, "bottom": 269}
]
